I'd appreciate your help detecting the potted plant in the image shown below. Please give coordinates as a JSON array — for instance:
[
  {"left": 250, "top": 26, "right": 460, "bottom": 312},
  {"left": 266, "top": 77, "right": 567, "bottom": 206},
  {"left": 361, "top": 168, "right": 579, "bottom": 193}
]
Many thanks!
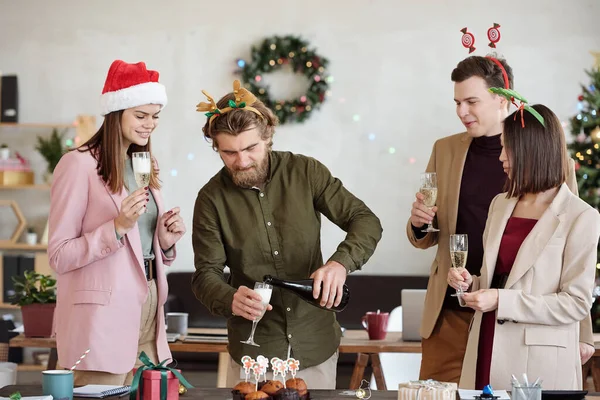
[
  {"left": 10, "top": 271, "right": 56, "bottom": 338},
  {"left": 0, "top": 144, "right": 9, "bottom": 160},
  {"left": 35, "top": 129, "right": 67, "bottom": 184},
  {"left": 25, "top": 227, "right": 37, "bottom": 246}
]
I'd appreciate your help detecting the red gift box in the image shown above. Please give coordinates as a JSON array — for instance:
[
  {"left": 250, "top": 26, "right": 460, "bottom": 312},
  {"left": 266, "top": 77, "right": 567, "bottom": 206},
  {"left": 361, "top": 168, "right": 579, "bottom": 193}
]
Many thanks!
[{"left": 134, "top": 368, "right": 180, "bottom": 400}]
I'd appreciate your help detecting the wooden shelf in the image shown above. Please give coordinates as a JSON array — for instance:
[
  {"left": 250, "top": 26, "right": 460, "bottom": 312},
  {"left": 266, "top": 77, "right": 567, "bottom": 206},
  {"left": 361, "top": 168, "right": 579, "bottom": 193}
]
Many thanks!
[
  {"left": 0, "top": 122, "right": 75, "bottom": 129},
  {"left": 0, "top": 184, "right": 50, "bottom": 190},
  {"left": 17, "top": 364, "right": 46, "bottom": 372},
  {"left": 0, "top": 244, "right": 47, "bottom": 251}
]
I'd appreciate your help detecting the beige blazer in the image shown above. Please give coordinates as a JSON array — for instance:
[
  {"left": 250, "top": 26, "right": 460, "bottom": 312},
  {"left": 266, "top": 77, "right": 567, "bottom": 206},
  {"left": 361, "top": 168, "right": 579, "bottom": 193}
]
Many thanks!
[
  {"left": 460, "top": 183, "right": 600, "bottom": 390},
  {"left": 406, "top": 132, "right": 593, "bottom": 345}
]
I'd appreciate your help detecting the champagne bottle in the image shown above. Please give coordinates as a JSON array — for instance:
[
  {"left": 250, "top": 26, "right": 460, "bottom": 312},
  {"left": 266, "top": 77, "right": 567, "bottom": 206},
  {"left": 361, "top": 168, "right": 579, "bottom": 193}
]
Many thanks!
[{"left": 263, "top": 275, "right": 350, "bottom": 312}]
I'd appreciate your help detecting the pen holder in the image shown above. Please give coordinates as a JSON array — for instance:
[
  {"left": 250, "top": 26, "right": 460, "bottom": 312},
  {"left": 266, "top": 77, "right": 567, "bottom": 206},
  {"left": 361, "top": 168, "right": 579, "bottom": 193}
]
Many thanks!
[{"left": 511, "top": 384, "right": 541, "bottom": 400}]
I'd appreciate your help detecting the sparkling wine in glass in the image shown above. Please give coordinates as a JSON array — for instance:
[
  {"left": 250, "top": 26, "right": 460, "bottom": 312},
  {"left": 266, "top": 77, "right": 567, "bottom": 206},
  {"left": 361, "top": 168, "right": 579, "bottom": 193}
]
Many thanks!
[
  {"left": 450, "top": 234, "right": 468, "bottom": 307},
  {"left": 420, "top": 172, "right": 439, "bottom": 232},
  {"left": 132, "top": 152, "right": 151, "bottom": 213},
  {"left": 240, "top": 282, "right": 272, "bottom": 347}
]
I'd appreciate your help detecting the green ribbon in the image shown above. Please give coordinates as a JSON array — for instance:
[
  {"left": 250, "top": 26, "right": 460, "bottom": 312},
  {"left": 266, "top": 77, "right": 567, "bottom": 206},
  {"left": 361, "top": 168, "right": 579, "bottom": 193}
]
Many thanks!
[
  {"left": 129, "top": 351, "right": 194, "bottom": 400},
  {"left": 228, "top": 99, "right": 246, "bottom": 108},
  {"left": 205, "top": 109, "right": 221, "bottom": 118},
  {"left": 489, "top": 87, "right": 545, "bottom": 127}
]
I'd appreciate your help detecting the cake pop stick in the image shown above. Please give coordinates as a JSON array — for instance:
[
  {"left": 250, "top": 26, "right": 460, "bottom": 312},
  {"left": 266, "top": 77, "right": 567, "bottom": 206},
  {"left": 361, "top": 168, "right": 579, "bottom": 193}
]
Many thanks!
[{"left": 241, "top": 356, "right": 254, "bottom": 382}]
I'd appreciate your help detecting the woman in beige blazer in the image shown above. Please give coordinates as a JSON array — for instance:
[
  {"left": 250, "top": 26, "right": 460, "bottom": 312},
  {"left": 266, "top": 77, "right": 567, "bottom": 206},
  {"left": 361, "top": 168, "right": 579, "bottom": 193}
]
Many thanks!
[{"left": 448, "top": 104, "right": 600, "bottom": 390}]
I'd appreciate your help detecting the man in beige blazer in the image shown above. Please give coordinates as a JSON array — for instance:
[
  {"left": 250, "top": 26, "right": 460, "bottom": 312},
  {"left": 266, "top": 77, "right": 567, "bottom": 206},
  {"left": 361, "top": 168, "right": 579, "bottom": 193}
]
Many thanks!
[{"left": 407, "top": 55, "right": 594, "bottom": 383}]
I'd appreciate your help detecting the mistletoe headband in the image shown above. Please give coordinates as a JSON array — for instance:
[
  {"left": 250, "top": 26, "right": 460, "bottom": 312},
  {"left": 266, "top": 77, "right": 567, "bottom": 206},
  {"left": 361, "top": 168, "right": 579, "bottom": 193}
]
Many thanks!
[
  {"left": 460, "top": 23, "right": 544, "bottom": 127},
  {"left": 196, "top": 80, "right": 264, "bottom": 130}
]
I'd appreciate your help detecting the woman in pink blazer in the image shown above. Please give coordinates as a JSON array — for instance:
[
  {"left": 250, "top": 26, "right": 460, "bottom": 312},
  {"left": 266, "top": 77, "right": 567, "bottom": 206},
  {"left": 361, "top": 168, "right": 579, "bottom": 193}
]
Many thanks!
[
  {"left": 48, "top": 60, "right": 186, "bottom": 385},
  {"left": 448, "top": 104, "right": 600, "bottom": 390}
]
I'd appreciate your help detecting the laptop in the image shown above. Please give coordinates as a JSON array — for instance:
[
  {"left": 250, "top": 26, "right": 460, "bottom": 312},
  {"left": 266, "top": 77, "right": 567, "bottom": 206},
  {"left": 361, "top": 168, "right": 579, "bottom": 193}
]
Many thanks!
[{"left": 401, "top": 289, "right": 427, "bottom": 342}]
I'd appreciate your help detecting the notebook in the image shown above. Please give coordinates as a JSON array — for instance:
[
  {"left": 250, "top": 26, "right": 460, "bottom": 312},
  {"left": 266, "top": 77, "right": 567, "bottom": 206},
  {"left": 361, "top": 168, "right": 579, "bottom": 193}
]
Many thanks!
[
  {"left": 401, "top": 289, "right": 427, "bottom": 341},
  {"left": 73, "top": 384, "right": 130, "bottom": 398}
]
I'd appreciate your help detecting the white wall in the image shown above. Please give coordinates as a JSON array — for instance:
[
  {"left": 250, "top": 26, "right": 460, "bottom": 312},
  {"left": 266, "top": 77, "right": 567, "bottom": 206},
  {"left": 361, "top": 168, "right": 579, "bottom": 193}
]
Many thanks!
[{"left": 1, "top": 0, "right": 599, "bottom": 275}]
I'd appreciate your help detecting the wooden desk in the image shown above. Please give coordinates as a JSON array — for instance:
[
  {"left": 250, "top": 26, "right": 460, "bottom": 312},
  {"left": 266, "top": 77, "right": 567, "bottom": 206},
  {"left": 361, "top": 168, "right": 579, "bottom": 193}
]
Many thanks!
[
  {"left": 8, "top": 329, "right": 417, "bottom": 390},
  {"left": 0, "top": 385, "right": 400, "bottom": 399},
  {"left": 13, "top": 330, "right": 596, "bottom": 391}
]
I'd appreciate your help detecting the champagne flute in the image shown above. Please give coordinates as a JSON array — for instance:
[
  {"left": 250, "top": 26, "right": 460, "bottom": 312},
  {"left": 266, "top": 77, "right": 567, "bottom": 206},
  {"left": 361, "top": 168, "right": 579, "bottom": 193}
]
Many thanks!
[
  {"left": 132, "top": 152, "right": 151, "bottom": 213},
  {"left": 450, "top": 234, "right": 468, "bottom": 307},
  {"left": 420, "top": 172, "right": 439, "bottom": 232},
  {"left": 240, "top": 282, "right": 272, "bottom": 347}
]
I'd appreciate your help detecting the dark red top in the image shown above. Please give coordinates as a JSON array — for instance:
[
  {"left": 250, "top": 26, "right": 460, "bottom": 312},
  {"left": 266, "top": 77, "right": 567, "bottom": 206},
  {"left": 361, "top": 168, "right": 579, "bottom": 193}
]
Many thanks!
[{"left": 475, "top": 216, "right": 537, "bottom": 389}]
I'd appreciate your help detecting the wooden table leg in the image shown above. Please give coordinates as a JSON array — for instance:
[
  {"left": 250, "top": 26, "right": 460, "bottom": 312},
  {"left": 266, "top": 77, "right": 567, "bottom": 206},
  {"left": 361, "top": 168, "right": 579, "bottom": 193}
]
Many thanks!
[
  {"left": 370, "top": 353, "right": 386, "bottom": 390},
  {"left": 48, "top": 348, "right": 58, "bottom": 370},
  {"left": 349, "top": 353, "right": 370, "bottom": 390},
  {"left": 217, "top": 352, "right": 229, "bottom": 388},
  {"left": 592, "top": 356, "right": 600, "bottom": 392}
]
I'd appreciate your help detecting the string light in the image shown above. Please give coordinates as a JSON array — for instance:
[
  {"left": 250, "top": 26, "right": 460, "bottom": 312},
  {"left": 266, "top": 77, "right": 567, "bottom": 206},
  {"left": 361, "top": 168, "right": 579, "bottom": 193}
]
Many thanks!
[
  {"left": 255, "top": 75, "right": 262, "bottom": 83},
  {"left": 237, "top": 59, "right": 246, "bottom": 68},
  {"left": 577, "top": 114, "right": 583, "bottom": 120},
  {"left": 388, "top": 147, "right": 396, "bottom": 154},
  {"left": 352, "top": 114, "right": 361, "bottom": 122},
  {"left": 171, "top": 169, "right": 178, "bottom": 177},
  {"left": 326, "top": 76, "right": 334, "bottom": 83},
  {"left": 187, "top": 153, "right": 195, "bottom": 161},
  {"left": 368, "top": 133, "right": 376, "bottom": 141},
  {"left": 409, "top": 157, "right": 417, "bottom": 164}
]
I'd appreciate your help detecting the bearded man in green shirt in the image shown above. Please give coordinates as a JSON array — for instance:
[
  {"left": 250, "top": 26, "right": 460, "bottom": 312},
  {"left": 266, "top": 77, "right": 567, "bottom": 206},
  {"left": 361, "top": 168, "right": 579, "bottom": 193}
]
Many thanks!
[{"left": 191, "top": 81, "right": 383, "bottom": 389}]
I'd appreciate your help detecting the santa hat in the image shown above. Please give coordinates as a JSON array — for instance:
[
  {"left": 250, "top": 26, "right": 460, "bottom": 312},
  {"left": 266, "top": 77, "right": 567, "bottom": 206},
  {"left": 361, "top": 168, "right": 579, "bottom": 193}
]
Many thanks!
[{"left": 99, "top": 60, "right": 167, "bottom": 116}]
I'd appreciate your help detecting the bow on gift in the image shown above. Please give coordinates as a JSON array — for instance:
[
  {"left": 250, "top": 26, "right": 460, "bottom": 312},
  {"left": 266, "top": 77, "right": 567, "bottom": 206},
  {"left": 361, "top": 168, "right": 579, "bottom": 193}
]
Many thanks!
[
  {"left": 130, "top": 351, "right": 194, "bottom": 400},
  {"left": 488, "top": 87, "right": 545, "bottom": 128}
]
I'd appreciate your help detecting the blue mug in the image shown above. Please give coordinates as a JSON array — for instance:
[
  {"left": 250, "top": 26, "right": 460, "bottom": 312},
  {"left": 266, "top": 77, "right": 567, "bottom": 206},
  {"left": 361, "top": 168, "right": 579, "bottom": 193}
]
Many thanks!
[{"left": 42, "top": 370, "right": 73, "bottom": 400}]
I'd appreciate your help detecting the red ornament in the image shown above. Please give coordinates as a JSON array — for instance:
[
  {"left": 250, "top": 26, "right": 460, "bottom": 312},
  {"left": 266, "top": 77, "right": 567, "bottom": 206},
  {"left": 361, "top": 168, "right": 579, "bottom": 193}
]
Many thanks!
[
  {"left": 487, "top": 23, "right": 501, "bottom": 48},
  {"left": 575, "top": 162, "right": 581, "bottom": 171},
  {"left": 578, "top": 95, "right": 585, "bottom": 101},
  {"left": 460, "top": 27, "right": 476, "bottom": 53}
]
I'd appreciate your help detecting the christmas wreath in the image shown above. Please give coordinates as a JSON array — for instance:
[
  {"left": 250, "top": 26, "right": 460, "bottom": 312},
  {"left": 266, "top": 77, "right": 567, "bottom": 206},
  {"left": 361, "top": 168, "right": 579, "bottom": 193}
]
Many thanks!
[{"left": 236, "top": 35, "right": 330, "bottom": 124}]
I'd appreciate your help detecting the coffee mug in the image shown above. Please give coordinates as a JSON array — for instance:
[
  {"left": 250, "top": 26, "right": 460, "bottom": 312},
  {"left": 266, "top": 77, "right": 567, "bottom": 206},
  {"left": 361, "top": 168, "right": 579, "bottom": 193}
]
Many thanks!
[
  {"left": 42, "top": 370, "right": 73, "bottom": 400},
  {"left": 361, "top": 311, "right": 389, "bottom": 340},
  {"left": 166, "top": 312, "right": 189, "bottom": 335}
]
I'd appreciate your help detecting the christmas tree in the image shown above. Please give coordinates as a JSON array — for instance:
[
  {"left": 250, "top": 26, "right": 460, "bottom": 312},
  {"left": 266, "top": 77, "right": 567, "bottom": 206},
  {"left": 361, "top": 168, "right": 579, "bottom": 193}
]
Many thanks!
[{"left": 567, "top": 52, "right": 600, "bottom": 331}]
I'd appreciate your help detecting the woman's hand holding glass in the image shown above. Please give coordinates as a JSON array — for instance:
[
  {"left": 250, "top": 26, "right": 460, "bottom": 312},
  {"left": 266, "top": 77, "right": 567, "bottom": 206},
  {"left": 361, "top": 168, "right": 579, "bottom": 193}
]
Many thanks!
[
  {"left": 447, "top": 267, "right": 472, "bottom": 292},
  {"left": 114, "top": 187, "right": 149, "bottom": 237}
]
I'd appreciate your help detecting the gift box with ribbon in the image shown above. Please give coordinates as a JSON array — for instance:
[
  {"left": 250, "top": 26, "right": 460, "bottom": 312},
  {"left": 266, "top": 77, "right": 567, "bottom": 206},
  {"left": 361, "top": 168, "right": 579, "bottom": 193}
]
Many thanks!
[
  {"left": 130, "top": 351, "right": 193, "bottom": 400},
  {"left": 397, "top": 380, "right": 457, "bottom": 400}
]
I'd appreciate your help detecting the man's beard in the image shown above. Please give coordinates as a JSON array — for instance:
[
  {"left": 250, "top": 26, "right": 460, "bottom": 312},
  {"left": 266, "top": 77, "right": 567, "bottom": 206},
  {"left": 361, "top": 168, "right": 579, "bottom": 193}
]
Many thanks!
[{"left": 228, "top": 151, "right": 270, "bottom": 188}]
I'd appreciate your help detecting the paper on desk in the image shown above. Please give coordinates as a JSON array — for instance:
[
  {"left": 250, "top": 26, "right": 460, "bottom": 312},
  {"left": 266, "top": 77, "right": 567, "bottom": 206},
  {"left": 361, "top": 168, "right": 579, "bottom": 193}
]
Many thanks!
[
  {"left": 0, "top": 396, "right": 52, "bottom": 400},
  {"left": 459, "top": 389, "right": 510, "bottom": 399}
]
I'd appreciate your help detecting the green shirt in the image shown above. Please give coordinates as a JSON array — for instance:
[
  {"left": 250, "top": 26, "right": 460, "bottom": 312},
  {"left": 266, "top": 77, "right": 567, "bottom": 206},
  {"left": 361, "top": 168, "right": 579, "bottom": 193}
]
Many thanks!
[{"left": 191, "top": 151, "right": 383, "bottom": 368}]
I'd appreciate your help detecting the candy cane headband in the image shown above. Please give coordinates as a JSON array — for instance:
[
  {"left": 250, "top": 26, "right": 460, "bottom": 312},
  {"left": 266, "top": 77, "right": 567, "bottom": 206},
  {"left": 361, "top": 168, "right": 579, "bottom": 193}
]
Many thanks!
[
  {"left": 196, "top": 80, "right": 265, "bottom": 130},
  {"left": 460, "top": 23, "right": 544, "bottom": 127}
]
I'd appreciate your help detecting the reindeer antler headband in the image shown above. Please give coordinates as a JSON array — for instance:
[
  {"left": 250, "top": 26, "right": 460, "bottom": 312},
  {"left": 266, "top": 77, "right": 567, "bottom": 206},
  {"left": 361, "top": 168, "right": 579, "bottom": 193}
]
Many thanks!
[
  {"left": 196, "top": 80, "right": 264, "bottom": 129},
  {"left": 460, "top": 23, "right": 544, "bottom": 127}
]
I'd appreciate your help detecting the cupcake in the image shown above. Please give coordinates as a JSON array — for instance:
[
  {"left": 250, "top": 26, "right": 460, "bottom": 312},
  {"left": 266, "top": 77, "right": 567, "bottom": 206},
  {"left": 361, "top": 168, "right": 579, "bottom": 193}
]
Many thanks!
[
  {"left": 232, "top": 381, "right": 256, "bottom": 400},
  {"left": 274, "top": 388, "right": 300, "bottom": 400},
  {"left": 245, "top": 391, "right": 270, "bottom": 400},
  {"left": 286, "top": 378, "right": 308, "bottom": 398},
  {"left": 261, "top": 380, "right": 284, "bottom": 396}
]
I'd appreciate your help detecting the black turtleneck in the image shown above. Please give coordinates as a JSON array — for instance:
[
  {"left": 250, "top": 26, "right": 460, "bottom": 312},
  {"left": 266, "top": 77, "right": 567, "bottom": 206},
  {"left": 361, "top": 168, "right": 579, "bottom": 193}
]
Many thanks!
[{"left": 444, "top": 133, "right": 506, "bottom": 310}]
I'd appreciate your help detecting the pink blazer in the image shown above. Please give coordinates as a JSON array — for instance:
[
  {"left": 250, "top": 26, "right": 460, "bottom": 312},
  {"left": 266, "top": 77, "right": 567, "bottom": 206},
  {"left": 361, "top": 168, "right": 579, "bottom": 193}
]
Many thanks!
[{"left": 48, "top": 150, "right": 175, "bottom": 374}]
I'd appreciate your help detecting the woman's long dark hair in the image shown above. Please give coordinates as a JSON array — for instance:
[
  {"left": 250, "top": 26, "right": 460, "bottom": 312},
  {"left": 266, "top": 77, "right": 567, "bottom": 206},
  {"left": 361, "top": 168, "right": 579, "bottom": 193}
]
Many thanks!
[{"left": 78, "top": 111, "right": 160, "bottom": 193}]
